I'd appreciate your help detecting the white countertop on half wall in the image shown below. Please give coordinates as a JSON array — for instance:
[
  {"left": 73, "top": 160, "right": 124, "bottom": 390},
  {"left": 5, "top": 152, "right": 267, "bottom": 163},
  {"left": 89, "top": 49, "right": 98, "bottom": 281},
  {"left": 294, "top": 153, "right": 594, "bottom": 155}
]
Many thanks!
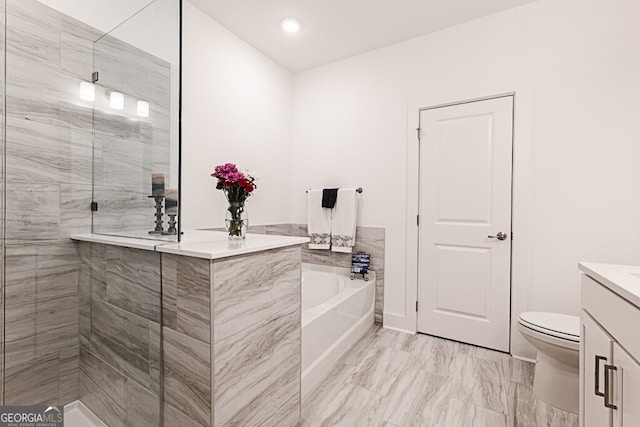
[{"left": 71, "top": 229, "right": 310, "bottom": 259}]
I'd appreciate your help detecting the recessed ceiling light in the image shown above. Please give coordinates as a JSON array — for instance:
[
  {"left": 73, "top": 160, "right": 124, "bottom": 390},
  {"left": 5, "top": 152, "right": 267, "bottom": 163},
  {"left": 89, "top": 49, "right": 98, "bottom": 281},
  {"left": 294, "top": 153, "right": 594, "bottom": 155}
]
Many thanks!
[{"left": 281, "top": 18, "right": 301, "bottom": 34}]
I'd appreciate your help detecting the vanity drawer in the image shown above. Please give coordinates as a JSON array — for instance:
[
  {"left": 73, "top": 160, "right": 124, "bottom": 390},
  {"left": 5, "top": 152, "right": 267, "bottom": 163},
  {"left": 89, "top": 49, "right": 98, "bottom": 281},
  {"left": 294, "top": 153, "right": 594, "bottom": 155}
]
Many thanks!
[{"left": 582, "top": 274, "right": 640, "bottom": 358}]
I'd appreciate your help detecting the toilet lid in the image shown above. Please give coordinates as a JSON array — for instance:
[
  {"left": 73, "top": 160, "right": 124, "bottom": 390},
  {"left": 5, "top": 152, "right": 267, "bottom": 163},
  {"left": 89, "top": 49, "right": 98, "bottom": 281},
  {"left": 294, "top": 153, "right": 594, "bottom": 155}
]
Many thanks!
[{"left": 518, "top": 312, "right": 580, "bottom": 342}]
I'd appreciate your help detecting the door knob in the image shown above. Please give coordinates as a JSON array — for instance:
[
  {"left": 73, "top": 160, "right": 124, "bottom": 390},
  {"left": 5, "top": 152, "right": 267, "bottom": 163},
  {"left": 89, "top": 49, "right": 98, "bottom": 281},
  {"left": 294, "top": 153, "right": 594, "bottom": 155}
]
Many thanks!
[{"left": 488, "top": 232, "right": 508, "bottom": 241}]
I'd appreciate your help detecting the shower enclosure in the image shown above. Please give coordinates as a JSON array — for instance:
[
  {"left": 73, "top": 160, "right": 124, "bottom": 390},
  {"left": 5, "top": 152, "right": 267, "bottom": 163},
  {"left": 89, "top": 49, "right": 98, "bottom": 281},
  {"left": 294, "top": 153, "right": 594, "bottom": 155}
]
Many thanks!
[
  {"left": 91, "top": 0, "right": 181, "bottom": 240},
  {"left": 0, "top": 0, "right": 181, "bottom": 424}
]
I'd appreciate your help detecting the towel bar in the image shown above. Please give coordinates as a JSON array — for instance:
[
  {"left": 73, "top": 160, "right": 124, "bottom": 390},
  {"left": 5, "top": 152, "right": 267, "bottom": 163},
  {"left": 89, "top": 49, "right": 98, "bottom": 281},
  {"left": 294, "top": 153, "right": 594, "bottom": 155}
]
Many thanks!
[{"left": 306, "top": 187, "right": 363, "bottom": 193}]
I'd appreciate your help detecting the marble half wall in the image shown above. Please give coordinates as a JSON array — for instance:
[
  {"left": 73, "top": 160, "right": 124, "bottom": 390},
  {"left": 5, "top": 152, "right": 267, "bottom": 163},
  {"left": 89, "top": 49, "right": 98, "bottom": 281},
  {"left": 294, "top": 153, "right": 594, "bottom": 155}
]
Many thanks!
[
  {"left": 161, "top": 245, "right": 302, "bottom": 426},
  {"left": 246, "top": 224, "right": 386, "bottom": 324}
]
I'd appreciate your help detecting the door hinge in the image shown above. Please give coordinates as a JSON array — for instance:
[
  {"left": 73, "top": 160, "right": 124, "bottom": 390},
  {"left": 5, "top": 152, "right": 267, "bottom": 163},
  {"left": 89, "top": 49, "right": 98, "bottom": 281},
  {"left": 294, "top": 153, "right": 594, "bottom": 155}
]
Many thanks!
[
  {"left": 416, "top": 301, "right": 419, "bottom": 311},
  {"left": 90, "top": 201, "right": 98, "bottom": 212},
  {"left": 92, "top": 71, "right": 99, "bottom": 83},
  {"left": 416, "top": 127, "right": 421, "bottom": 142},
  {"left": 416, "top": 214, "right": 420, "bottom": 226},
  {"left": 511, "top": 232, "right": 514, "bottom": 240}
]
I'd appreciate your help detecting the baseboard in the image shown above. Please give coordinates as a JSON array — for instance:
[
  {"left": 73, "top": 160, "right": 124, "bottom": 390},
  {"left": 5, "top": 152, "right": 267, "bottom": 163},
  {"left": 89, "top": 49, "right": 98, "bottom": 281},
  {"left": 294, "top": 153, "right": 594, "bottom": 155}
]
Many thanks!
[
  {"left": 512, "top": 354, "right": 537, "bottom": 364},
  {"left": 382, "top": 312, "right": 416, "bottom": 334}
]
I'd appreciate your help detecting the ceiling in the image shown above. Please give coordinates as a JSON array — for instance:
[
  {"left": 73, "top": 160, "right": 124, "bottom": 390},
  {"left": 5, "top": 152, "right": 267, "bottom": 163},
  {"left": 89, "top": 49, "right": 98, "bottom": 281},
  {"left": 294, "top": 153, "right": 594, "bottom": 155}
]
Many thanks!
[{"left": 189, "top": 0, "right": 538, "bottom": 73}]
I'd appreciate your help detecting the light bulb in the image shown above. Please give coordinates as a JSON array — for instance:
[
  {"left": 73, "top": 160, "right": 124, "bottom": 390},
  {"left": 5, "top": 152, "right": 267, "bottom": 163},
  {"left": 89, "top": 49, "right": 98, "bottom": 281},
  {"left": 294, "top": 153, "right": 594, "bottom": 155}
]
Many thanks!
[
  {"left": 137, "top": 100, "right": 149, "bottom": 117},
  {"left": 79, "top": 81, "right": 95, "bottom": 101},
  {"left": 110, "top": 91, "right": 124, "bottom": 110}
]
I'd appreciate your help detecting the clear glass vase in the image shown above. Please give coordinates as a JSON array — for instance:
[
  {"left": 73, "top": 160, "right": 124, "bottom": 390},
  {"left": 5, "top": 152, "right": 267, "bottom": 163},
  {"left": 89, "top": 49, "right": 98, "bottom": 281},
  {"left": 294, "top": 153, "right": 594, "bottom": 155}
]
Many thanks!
[{"left": 225, "top": 202, "right": 248, "bottom": 240}]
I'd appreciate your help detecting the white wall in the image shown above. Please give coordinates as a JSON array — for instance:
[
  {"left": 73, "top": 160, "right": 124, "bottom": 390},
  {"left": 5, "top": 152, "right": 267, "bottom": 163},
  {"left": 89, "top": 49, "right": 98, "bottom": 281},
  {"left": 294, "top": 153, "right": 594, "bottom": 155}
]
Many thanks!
[
  {"left": 291, "top": 0, "right": 640, "bottom": 357},
  {"left": 181, "top": 2, "right": 294, "bottom": 229}
]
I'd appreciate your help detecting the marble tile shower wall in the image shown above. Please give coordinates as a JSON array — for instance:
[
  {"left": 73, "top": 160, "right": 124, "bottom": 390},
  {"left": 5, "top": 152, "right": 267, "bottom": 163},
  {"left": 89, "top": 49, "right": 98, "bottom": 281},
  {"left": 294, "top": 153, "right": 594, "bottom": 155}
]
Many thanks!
[
  {"left": 77, "top": 243, "right": 161, "bottom": 427},
  {"left": 3, "top": 0, "right": 98, "bottom": 406},
  {"left": 247, "top": 224, "right": 386, "bottom": 324},
  {"left": 0, "top": 0, "right": 5, "bottom": 402},
  {"left": 2, "top": 0, "right": 171, "bottom": 406}
]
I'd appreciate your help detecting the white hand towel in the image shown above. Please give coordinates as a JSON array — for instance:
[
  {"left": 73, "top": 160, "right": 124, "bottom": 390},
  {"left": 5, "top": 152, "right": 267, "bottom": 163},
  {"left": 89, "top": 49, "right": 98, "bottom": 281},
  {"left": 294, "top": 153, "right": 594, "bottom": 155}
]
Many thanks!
[
  {"left": 331, "top": 188, "right": 357, "bottom": 253},
  {"left": 307, "top": 190, "right": 331, "bottom": 250}
]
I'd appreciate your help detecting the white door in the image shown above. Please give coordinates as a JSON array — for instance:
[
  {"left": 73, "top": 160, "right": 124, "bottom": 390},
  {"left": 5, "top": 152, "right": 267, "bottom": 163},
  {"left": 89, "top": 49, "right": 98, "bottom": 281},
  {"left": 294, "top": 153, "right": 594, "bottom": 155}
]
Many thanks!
[{"left": 417, "top": 96, "right": 513, "bottom": 352}]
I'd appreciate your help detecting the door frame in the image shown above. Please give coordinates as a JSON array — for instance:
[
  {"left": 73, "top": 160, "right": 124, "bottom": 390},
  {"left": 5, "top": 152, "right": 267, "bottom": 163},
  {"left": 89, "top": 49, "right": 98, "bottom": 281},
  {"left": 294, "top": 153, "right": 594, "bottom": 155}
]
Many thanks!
[
  {"left": 416, "top": 94, "right": 514, "bottom": 351},
  {"left": 401, "top": 81, "right": 535, "bottom": 358}
]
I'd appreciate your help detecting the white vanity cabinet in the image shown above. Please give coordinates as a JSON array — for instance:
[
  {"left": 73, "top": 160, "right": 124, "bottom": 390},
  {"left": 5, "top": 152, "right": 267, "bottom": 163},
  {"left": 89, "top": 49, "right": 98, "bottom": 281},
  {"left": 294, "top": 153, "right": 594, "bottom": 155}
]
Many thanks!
[
  {"left": 612, "top": 343, "right": 640, "bottom": 426},
  {"left": 579, "top": 264, "right": 640, "bottom": 427},
  {"left": 580, "top": 312, "right": 613, "bottom": 427}
]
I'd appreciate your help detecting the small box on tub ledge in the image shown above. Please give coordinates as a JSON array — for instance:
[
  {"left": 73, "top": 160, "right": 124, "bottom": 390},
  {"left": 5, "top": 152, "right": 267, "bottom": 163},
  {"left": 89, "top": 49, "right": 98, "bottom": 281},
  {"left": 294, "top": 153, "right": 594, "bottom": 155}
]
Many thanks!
[{"left": 351, "top": 252, "right": 370, "bottom": 281}]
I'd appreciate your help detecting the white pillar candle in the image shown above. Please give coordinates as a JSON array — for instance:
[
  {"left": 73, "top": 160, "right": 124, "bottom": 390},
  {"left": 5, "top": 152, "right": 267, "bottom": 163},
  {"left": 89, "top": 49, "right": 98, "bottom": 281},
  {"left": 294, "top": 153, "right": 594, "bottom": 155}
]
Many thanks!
[
  {"left": 165, "top": 188, "right": 178, "bottom": 215},
  {"left": 151, "top": 172, "right": 165, "bottom": 196}
]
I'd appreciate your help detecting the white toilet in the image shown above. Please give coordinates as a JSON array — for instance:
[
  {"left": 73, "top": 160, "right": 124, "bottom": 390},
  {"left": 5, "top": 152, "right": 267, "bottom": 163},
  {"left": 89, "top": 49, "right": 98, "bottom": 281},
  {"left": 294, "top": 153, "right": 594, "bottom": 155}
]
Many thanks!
[{"left": 517, "top": 311, "right": 580, "bottom": 414}]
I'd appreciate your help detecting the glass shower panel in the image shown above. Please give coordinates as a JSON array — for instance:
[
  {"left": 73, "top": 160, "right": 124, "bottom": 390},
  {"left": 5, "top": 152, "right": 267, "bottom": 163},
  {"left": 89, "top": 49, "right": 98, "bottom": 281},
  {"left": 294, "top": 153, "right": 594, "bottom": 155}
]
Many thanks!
[
  {"left": 0, "top": 0, "right": 5, "bottom": 405},
  {"left": 91, "top": 0, "right": 180, "bottom": 241}
]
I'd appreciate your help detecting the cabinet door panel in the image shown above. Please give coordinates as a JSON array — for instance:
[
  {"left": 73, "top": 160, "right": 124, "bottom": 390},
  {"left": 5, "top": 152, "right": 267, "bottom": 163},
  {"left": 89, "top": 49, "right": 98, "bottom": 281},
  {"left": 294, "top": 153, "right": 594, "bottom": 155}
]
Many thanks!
[
  {"left": 581, "top": 312, "right": 613, "bottom": 427},
  {"left": 613, "top": 343, "right": 640, "bottom": 427}
]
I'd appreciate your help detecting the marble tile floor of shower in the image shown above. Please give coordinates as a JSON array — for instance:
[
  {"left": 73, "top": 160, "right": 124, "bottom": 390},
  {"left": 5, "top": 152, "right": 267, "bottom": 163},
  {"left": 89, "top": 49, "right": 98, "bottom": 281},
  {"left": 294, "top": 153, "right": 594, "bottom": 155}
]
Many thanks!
[
  {"left": 302, "top": 325, "right": 578, "bottom": 427},
  {"left": 63, "top": 401, "right": 106, "bottom": 427}
]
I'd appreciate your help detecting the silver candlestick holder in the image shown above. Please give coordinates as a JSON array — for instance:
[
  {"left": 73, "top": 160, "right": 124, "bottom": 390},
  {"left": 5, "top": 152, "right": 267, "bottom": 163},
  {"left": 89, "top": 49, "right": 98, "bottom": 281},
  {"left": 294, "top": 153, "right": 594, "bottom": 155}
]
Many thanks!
[
  {"left": 164, "top": 214, "right": 177, "bottom": 235},
  {"left": 148, "top": 195, "right": 165, "bottom": 234}
]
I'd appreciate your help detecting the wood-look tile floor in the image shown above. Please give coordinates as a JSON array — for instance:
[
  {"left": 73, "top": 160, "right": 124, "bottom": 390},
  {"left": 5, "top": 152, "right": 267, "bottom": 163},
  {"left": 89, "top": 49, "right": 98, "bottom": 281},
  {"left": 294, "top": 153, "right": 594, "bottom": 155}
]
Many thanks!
[{"left": 302, "top": 325, "right": 578, "bottom": 427}]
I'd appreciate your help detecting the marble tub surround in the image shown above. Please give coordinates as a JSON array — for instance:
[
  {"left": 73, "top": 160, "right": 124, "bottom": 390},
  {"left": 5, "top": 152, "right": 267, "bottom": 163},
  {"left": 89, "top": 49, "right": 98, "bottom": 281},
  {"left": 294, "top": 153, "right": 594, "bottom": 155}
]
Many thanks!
[
  {"left": 161, "top": 244, "right": 303, "bottom": 426},
  {"left": 242, "top": 223, "right": 386, "bottom": 324},
  {"left": 76, "top": 242, "right": 162, "bottom": 427}
]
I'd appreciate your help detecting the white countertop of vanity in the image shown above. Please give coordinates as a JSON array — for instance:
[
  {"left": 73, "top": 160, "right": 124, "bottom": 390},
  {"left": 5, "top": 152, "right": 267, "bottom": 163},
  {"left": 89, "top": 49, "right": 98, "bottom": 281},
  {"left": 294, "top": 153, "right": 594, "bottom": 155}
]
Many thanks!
[
  {"left": 579, "top": 262, "right": 640, "bottom": 308},
  {"left": 71, "top": 230, "right": 309, "bottom": 260}
]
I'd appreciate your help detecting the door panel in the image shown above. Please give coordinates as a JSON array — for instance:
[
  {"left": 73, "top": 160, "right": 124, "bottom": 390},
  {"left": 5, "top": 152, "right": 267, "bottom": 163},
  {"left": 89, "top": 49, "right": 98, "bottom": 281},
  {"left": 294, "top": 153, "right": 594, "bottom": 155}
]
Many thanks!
[
  {"left": 580, "top": 312, "right": 613, "bottom": 427},
  {"left": 418, "top": 96, "right": 513, "bottom": 352},
  {"left": 434, "top": 244, "right": 490, "bottom": 319},
  {"left": 436, "top": 114, "right": 493, "bottom": 223},
  {"left": 613, "top": 343, "right": 640, "bottom": 427}
]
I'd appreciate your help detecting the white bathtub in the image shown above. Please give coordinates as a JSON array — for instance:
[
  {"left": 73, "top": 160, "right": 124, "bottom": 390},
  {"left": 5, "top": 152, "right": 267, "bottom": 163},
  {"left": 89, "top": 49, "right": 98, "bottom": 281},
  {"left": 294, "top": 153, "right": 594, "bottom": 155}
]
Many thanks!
[{"left": 301, "top": 264, "right": 375, "bottom": 401}]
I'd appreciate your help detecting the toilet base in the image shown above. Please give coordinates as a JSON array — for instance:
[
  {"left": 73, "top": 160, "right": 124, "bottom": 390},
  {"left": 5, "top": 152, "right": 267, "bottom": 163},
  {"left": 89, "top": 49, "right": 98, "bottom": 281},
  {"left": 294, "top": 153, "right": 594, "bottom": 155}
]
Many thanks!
[{"left": 532, "top": 352, "right": 579, "bottom": 414}]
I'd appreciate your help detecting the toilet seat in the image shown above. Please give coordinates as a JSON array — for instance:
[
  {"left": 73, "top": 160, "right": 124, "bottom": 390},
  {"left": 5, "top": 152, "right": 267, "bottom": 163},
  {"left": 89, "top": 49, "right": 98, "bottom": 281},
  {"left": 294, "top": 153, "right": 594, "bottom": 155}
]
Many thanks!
[{"left": 518, "top": 312, "right": 580, "bottom": 343}]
